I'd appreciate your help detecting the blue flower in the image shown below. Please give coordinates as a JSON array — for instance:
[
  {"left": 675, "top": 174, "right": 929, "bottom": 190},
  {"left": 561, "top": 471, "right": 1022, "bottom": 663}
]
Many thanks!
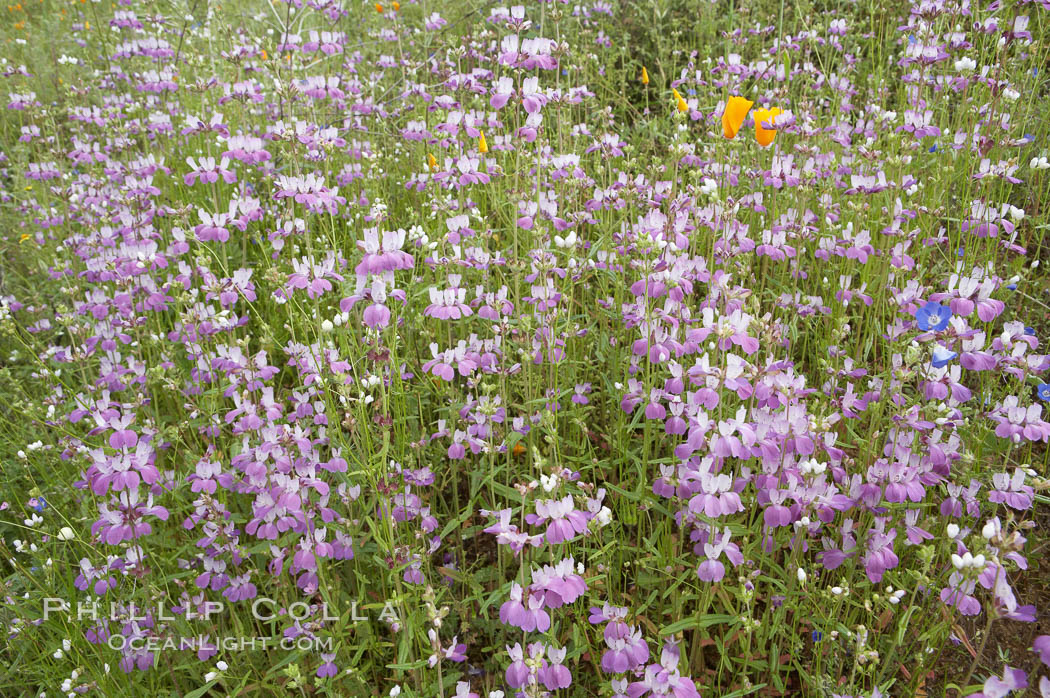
[
  {"left": 1024, "top": 327, "right": 1035, "bottom": 336},
  {"left": 687, "top": 89, "right": 696, "bottom": 96},
  {"left": 929, "top": 144, "right": 938, "bottom": 153},
  {"left": 915, "top": 301, "right": 952, "bottom": 331},
  {"left": 811, "top": 630, "right": 823, "bottom": 642},
  {"left": 29, "top": 497, "right": 47, "bottom": 513},
  {"left": 1007, "top": 283, "right": 1017, "bottom": 291},
  {"left": 1038, "top": 384, "right": 1050, "bottom": 402},
  {"left": 957, "top": 246, "right": 965, "bottom": 258},
  {"left": 932, "top": 346, "right": 958, "bottom": 368},
  {"left": 908, "top": 34, "right": 917, "bottom": 45}
]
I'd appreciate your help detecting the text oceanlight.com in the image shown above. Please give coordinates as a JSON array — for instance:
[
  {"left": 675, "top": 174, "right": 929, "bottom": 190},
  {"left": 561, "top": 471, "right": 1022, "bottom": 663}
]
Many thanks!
[{"left": 107, "top": 635, "right": 336, "bottom": 653}]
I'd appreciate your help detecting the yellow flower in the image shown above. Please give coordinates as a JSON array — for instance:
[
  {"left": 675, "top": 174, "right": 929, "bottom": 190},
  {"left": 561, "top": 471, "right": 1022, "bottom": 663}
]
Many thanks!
[
  {"left": 374, "top": 3, "right": 382, "bottom": 11},
  {"left": 19, "top": 233, "right": 30, "bottom": 243},
  {"left": 478, "top": 132, "right": 488, "bottom": 154},
  {"left": 641, "top": 66, "right": 649, "bottom": 85},
  {"left": 261, "top": 49, "right": 268, "bottom": 60},
  {"left": 753, "top": 106, "right": 783, "bottom": 147},
  {"left": 721, "top": 95, "right": 754, "bottom": 139},
  {"left": 671, "top": 88, "right": 689, "bottom": 112},
  {"left": 427, "top": 153, "right": 437, "bottom": 171},
  {"left": 392, "top": 1, "right": 399, "bottom": 9}
]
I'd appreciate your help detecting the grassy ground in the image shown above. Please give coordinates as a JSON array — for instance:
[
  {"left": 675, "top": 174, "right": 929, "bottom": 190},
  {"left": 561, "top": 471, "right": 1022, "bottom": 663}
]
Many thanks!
[{"left": 0, "top": 0, "right": 1049, "bottom": 696}]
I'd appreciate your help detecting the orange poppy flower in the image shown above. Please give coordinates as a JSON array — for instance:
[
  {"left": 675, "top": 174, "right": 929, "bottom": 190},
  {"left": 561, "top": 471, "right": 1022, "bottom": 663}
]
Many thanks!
[
  {"left": 754, "top": 107, "right": 783, "bottom": 147},
  {"left": 721, "top": 95, "right": 754, "bottom": 139},
  {"left": 478, "top": 132, "right": 488, "bottom": 154},
  {"left": 641, "top": 66, "right": 649, "bottom": 85},
  {"left": 427, "top": 153, "right": 437, "bottom": 171}
]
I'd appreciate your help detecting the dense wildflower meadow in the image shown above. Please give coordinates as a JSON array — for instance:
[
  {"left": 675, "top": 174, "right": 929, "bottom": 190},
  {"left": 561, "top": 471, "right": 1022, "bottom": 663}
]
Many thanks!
[{"left": 3, "top": 0, "right": 1050, "bottom": 696}]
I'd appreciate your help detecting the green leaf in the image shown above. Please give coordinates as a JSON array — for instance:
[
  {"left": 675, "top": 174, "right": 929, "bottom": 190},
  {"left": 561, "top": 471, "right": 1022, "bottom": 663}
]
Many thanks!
[
  {"left": 659, "top": 613, "right": 737, "bottom": 635},
  {"left": 183, "top": 681, "right": 217, "bottom": 698},
  {"left": 439, "top": 507, "right": 474, "bottom": 540},
  {"left": 386, "top": 659, "right": 428, "bottom": 670},
  {"left": 720, "top": 684, "right": 768, "bottom": 698}
]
